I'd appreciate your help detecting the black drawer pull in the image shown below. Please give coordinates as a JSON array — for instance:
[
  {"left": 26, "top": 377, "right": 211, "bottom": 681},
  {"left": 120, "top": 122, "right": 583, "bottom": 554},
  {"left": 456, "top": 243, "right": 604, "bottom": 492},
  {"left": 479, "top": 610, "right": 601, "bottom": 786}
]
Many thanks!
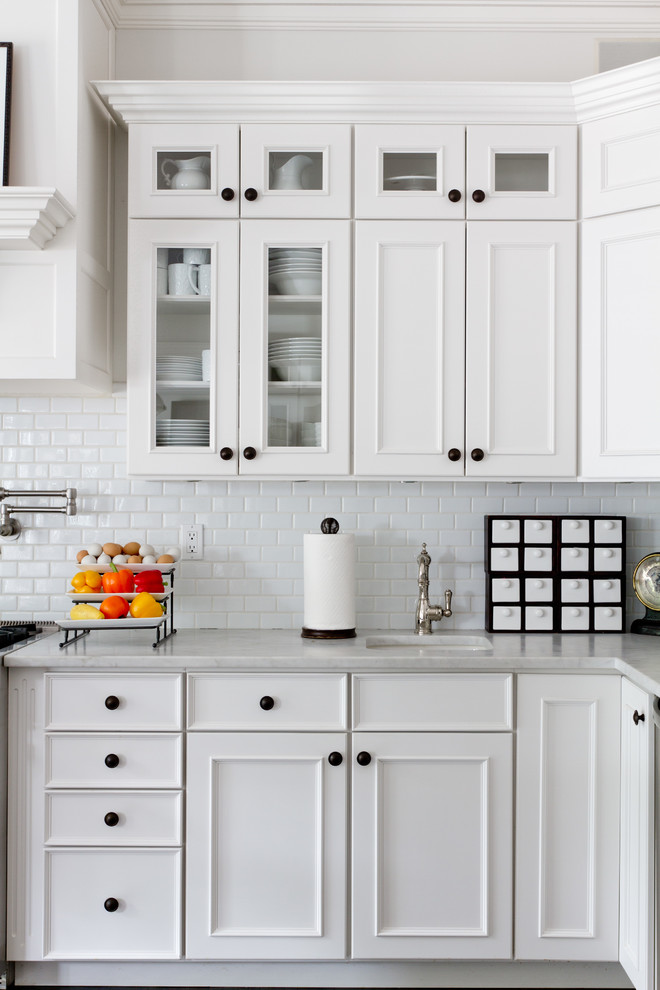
[
  {"left": 356, "top": 751, "right": 371, "bottom": 766},
  {"left": 104, "top": 753, "right": 120, "bottom": 769},
  {"left": 260, "top": 695, "right": 275, "bottom": 711},
  {"left": 447, "top": 189, "right": 462, "bottom": 203},
  {"left": 104, "top": 811, "right": 119, "bottom": 827},
  {"left": 221, "top": 187, "right": 235, "bottom": 201},
  {"left": 328, "top": 752, "right": 343, "bottom": 766},
  {"left": 244, "top": 188, "right": 258, "bottom": 202},
  {"left": 472, "top": 189, "right": 486, "bottom": 203},
  {"left": 633, "top": 710, "right": 646, "bottom": 725},
  {"left": 104, "top": 897, "right": 119, "bottom": 913},
  {"left": 104, "top": 695, "right": 120, "bottom": 710}
]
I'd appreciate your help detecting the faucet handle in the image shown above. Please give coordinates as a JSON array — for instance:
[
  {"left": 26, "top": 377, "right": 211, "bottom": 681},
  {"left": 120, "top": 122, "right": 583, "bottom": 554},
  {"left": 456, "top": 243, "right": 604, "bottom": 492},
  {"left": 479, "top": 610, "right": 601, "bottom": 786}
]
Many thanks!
[{"left": 443, "top": 589, "right": 453, "bottom": 617}]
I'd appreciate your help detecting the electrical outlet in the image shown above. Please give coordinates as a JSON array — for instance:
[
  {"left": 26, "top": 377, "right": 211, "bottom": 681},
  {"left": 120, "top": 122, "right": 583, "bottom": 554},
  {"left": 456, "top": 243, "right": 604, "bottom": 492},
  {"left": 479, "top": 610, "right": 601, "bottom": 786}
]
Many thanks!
[{"left": 182, "top": 524, "right": 203, "bottom": 559}]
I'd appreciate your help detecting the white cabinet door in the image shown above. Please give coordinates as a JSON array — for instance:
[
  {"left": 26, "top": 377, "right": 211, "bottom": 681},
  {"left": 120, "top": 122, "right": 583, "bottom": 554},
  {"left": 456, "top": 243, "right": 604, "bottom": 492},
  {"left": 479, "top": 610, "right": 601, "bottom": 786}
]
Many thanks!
[
  {"left": 353, "top": 220, "right": 465, "bottom": 476},
  {"left": 581, "top": 105, "right": 660, "bottom": 218},
  {"left": 352, "top": 732, "right": 512, "bottom": 959},
  {"left": 240, "top": 219, "right": 351, "bottom": 475},
  {"left": 354, "top": 124, "right": 465, "bottom": 219},
  {"left": 465, "top": 221, "right": 576, "bottom": 477},
  {"left": 466, "top": 125, "right": 577, "bottom": 220},
  {"left": 516, "top": 674, "right": 620, "bottom": 961},
  {"left": 581, "top": 207, "right": 660, "bottom": 479},
  {"left": 127, "top": 219, "right": 239, "bottom": 477},
  {"left": 240, "top": 124, "right": 351, "bottom": 218},
  {"left": 186, "top": 732, "right": 347, "bottom": 960},
  {"left": 620, "top": 678, "right": 654, "bottom": 990}
]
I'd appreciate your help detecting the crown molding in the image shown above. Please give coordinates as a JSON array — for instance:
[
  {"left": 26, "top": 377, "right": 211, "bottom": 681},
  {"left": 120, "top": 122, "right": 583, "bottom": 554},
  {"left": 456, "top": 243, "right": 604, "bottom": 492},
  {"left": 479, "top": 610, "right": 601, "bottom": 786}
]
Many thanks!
[
  {"left": 93, "top": 0, "right": 660, "bottom": 33},
  {"left": 0, "top": 188, "right": 75, "bottom": 250},
  {"left": 573, "top": 54, "right": 660, "bottom": 120},
  {"left": 93, "top": 79, "right": 579, "bottom": 124}
]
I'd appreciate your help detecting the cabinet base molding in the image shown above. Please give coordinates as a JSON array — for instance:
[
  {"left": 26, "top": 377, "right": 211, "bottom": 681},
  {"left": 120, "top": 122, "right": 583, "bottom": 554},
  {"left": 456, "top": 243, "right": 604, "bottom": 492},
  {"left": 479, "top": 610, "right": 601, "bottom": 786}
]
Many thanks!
[{"left": 14, "top": 959, "right": 631, "bottom": 988}]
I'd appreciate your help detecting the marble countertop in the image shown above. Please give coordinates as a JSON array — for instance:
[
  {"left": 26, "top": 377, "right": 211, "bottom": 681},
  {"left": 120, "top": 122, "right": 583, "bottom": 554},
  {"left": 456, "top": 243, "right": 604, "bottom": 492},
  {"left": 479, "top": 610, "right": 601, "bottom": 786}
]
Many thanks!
[{"left": 6, "top": 627, "right": 660, "bottom": 697}]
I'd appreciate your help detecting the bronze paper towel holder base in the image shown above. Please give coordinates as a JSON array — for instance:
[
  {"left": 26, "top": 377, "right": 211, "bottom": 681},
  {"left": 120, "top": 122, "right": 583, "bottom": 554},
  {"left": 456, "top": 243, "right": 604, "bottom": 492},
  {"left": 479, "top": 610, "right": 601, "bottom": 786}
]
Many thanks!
[{"left": 301, "top": 517, "right": 356, "bottom": 640}]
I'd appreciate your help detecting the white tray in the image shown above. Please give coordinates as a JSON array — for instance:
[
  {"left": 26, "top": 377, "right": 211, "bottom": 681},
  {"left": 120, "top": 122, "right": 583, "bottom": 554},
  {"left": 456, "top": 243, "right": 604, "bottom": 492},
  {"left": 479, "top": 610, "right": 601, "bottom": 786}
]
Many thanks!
[
  {"left": 66, "top": 591, "right": 170, "bottom": 603},
  {"left": 57, "top": 616, "right": 167, "bottom": 630}
]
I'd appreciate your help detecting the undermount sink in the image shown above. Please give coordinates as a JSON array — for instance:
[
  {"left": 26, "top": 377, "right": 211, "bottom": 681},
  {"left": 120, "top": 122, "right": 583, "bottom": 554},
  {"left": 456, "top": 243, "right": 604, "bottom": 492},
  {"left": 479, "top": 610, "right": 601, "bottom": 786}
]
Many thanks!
[{"left": 365, "top": 634, "right": 493, "bottom": 652}]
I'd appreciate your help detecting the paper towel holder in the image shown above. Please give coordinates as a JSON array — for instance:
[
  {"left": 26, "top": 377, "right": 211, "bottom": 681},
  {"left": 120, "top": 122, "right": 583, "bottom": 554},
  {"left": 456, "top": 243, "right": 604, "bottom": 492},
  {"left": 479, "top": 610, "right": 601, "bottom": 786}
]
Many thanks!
[{"left": 301, "top": 518, "right": 357, "bottom": 640}]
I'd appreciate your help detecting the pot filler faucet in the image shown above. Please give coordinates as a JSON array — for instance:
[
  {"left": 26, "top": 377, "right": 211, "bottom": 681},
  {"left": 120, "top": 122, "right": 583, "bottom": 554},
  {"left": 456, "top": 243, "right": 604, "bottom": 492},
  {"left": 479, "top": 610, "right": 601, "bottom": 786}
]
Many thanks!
[{"left": 415, "top": 543, "right": 453, "bottom": 635}]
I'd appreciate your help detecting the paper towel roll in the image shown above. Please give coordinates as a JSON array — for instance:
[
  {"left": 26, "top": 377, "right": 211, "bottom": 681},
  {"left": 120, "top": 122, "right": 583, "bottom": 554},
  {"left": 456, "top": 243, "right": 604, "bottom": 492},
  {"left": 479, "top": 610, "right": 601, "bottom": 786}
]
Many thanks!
[{"left": 303, "top": 532, "right": 355, "bottom": 638}]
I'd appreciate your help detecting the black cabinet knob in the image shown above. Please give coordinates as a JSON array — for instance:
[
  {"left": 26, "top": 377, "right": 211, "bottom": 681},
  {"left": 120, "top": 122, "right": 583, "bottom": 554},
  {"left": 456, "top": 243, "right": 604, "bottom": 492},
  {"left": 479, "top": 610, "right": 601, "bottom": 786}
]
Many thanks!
[
  {"left": 633, "top": 710, "right": 646, "bottom": 725},
  {"left": 472, "top": 189, "right": 486, "bottom": 203},
  {"left": 104, "top": 811, "right": 119, "bottom": 827},
  {"left": 104, "top": 897, "right": 119, "bottom": 913},
  {"left": 221, "top": 187, "right": 235, "bottom": 201},
  {"left": 260, "top": 695, "right": 275, "bottom": 711},
  {"left": 244, "top": 188, "right": 258, "bottom": 202},
  {"left": 243, "top": 446, "right": 257, "bottom": 460},
  {"left": 220, "top": 447, "right": 234, "bottom": 460},
  {"left": 328, "top": 752, "right": 343, "bottom": 766},
  {"left": 471, "top": 447, "right": 485, "bottom": 461},
  {"left": 447, "top": 448, "right": 461, "bottom": 461},
  {"left": 104, "top": 695, "right": 120, "bottom": 711},
  {"left": 447, "top": 189, "right": 462, "bottom": 203},
  {"left": 104, "top": 753, "right": 120, "bottom": 769},
  {"left": 356, "top": 751, "right": 371, "bottom": 766}
]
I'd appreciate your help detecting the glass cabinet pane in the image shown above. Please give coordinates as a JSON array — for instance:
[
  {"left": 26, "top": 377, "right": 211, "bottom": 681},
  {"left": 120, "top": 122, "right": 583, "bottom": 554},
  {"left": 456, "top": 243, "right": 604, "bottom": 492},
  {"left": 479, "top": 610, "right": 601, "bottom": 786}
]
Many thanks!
[
  {"left": 156, "top": 152, "right": 212, "bottom": 192},
  {"left": 155, "top": 244, "right": 213, "bottom": 449},
  {"left": 268, "top": 151, "right": 323, "bottom": 191},
  {"left": 382, "top": 152, "right": 437, "bottom": 192},
  {"left": 494, "top": 153, "right": 549, "bottom": 192},
  {"left": 267, "top": 245, "right": 323, "bottom": 449}
]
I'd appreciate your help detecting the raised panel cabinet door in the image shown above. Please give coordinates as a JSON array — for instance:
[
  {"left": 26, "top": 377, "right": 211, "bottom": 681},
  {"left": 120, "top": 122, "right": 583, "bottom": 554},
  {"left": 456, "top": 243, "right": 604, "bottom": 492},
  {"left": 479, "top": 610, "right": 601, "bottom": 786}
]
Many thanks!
[
  {"left": 186, "top": 732, "right": 347, "bottom": 960},
  {"left": 465, "top": 221, "right": 577, "bottom": 478},
  {"left": 466, "top": 124, "right": 577, "bottom": 220},
  {"left": 127, "top": 219, "right": 239, "bottom": 478},
  {"left": 581, "top": 208, "right": 660, "bottom": 480},
  {"left": 352, "top": 731, "right": 512, "bottom": 959},
  {"left": 581, "top": 105, "right": 660, "bottom": 218},
  {"left": 353, "top": 220, "right": 465, "bottom": 476},
  {"left": 619, "top": 678, "right": 654, "bottom": 990},
  {"left": 239, "top": 219, "right": 351, "bottom": 475},
  {"left": 354, "top": 124, "right": 465, "bottom": 219},
  {"left": 515, "top": 674, "right": 620, "bottom": 961},
  {"left": 240, "top": 123, "right": 351, "bottom": 219}
]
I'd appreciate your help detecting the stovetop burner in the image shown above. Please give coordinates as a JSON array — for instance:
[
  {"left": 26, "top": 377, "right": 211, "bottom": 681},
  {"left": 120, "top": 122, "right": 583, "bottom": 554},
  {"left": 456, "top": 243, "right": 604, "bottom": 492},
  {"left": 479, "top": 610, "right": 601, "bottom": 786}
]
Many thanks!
[{"left": 0, "top": 622, "right": 41, "bottom": 652}]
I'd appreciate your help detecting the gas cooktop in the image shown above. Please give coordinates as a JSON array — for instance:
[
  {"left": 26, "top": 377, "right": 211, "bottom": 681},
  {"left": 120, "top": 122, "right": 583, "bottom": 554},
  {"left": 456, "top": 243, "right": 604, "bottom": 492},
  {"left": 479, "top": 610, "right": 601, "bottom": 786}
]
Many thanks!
[{"left": 0, "top": 622, "right": 43, "bottom": 653}]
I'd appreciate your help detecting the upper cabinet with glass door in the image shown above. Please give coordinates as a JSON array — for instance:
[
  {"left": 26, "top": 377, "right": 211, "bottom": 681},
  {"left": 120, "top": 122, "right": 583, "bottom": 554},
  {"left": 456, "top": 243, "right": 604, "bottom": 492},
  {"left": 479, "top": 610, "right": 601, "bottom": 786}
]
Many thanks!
[
  {"left": 354, "top": 124, "right": 466, "bottom": 219},
  {"left": 240, "top": 124, "right": 351, "bottom": 218},
  {"left": 466, "top": 125, "right": 577, "bottom": 219}
]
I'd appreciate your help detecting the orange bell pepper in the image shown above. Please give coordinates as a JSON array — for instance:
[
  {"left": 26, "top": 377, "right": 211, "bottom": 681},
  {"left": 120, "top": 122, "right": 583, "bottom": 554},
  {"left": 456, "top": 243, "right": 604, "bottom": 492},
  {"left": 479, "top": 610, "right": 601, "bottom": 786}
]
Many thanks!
[
  {"left": 101, "top": 567, "right": 134, "bottom": 595},
  {"left": 99, "top": 596, "right": 130, "bottom": 619},
  {"left": 129, "top": 592, "right": 163, "bottom": 619}
]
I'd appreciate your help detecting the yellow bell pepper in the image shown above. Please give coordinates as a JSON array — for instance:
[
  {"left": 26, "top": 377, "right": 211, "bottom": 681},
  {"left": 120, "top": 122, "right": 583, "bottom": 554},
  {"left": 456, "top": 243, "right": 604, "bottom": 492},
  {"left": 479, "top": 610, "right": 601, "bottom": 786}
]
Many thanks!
[
  {"left": 84, "top": 570, "right": 102, "bottom": 590},
  {"left": 129, "top": 592, "right": 163, "bottom": 619},
  {"left": 70, "top": 603, "right": 105, "bottom": 621},
  {"left": 71, "top": 570, "right": 102, "bottom": 592}
]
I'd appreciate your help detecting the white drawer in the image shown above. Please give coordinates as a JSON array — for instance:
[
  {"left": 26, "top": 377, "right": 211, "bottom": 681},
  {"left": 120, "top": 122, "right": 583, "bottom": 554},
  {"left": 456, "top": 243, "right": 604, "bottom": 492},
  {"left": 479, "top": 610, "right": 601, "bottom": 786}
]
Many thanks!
[
  {"left": 491, "top": 578, "right": 520, "bottom": 602},
  {"left": 525, "top": 605, "right": 554, "bottom": 631},
  {"left": 593, "top": 578, "right": 621, "bottom": 603},
  {"left": 45, "top": 790, "right": 182, "bottom": 845},
  {"left": 491, "top": 518, "right": 520, "bottom": 543},
  {"left": 561, "top": 606, "right": 590, "bottom": 631},
  {"left": 45, "top": 673, "right": 183, "bottom": 730},
  {"left": 561, "top": 578, "right": 589, "bottom": 602},
  {"left": 44, "top": 848, "right": 181, "bottom": 959},
  {"left": 594, "top": 606, "right": 623, "bottom": 631},
  {"left": 593, "top": 547, "right": 623, "bottom": 571},
  {"left": 45, "top": 733, "right": 182, "bottom": 789},
  {"left": 187, "top": 673, "right": 347, "bottom": 730},
  {"left": 525, "top": 578, "right": 553, "bottom": 602},
  {"left": 490, "top": 547, "right": 519, "bottom": 570},
  {"left": 524, "top": 518, "right": 552, "bottom": 543},
  {"left": 524, "top": 547, "right": 553, "bottom": 571},
  {"left": 492, "top": 605, "right": 521, "bottom": 631},
  {"left": 561, "top": 547, "right": 589, "bottom": 571},
  {"left": 352, "top": 673, "right": 513, "bottom": 731},
  {"left": 594, "top": 519, "right": 623, "bottom": 543}
]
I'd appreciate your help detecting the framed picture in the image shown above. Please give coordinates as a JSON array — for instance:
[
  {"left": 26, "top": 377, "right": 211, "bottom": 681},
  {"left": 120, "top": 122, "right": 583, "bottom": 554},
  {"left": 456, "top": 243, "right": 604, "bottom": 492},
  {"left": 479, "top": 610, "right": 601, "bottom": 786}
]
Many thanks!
[{"left": 0, "top": 42, "right": 12, "bottom": 186}]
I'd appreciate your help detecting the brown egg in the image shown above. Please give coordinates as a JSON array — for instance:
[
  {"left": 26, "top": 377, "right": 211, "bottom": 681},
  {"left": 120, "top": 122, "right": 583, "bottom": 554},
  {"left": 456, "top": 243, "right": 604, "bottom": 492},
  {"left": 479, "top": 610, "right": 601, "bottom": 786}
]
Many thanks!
[
  {"left": 76, "top": 549, "right": 88, "bottom": 563},
  {"left": 123, "top": 541, "right": 141, "bottom": 556},
  {"left": 102, "top": 542, "right": 123, "bottom": 558},
  {"left": 157, "top": 554, "right": 175, "bottom": 564},
  {"left": 127, "top": 555, "right": 143, "bottom": 563}
]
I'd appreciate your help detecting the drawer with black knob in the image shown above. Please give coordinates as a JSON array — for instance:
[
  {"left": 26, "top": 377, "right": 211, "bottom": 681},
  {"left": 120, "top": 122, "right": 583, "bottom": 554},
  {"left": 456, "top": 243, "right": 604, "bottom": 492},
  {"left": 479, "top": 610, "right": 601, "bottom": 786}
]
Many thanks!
[{"left": 45, "top": 790, "right": 182, "bottom": 845}]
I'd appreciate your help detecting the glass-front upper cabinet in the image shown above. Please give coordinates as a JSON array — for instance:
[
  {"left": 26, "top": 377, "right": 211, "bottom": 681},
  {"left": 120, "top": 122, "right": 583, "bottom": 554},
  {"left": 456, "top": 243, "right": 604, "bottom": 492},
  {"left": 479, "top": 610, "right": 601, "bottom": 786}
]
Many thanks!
[
  {"left": 354, "top": 124, "right": 466, "bottom": 219},
  {"left": 240, "top": 124, "right": 351, "bottom": 218},
  {"left": 466, "top": 125, "right": 577, "bottom": 220},
  {"left": 127, "top": 219, "right": 239, "bottom": 477},
  {"left": 239, "top": 219, "right": 351, "bottom": 474},
  {"left": 128, "top": 123, "right": 240, "bottom": 219}
]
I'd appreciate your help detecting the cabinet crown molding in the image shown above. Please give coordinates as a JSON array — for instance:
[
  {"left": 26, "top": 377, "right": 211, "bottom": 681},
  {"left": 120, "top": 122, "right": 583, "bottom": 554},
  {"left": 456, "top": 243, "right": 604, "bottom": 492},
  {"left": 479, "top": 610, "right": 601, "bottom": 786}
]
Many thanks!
[{"left": 0, "top": 188, "right": 75, "bottom": 250}]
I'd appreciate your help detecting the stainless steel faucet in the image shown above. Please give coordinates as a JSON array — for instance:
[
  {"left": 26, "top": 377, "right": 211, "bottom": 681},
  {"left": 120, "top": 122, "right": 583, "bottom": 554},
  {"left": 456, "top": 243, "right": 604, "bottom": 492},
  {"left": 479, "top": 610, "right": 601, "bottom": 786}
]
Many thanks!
[{"left": 414, "top": 543, "right": 453, "bottom": 634}]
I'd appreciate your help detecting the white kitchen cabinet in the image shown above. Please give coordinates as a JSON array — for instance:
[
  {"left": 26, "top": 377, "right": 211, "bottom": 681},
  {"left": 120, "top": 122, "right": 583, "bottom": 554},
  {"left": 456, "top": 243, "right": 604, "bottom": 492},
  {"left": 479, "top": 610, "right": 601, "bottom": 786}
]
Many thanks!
[
  {"left": 581, "top": 105, "right": 660, "bottom": 219},
  {"left": 186, "top": 731, "right": 347, "bottom": 960},
  {"left": 619, "top": 678, "right": 654, "bottom": 990},
  {"left": 355, "top": 219, "right": 576, "bottom": 477},
  {"left": 580, "top": 206, "right": 660, "bottom": 479},
  {"left": 515, "top": 674, "right": 620, "bottom": 961},
  {"left": 352, "top": 731, "right": 512, "bottom": 959}
]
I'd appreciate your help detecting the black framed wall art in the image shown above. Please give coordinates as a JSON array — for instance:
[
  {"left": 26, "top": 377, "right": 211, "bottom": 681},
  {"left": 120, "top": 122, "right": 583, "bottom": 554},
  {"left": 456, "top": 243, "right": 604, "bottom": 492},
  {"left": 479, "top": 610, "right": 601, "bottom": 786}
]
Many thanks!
[{"left": 1, "top": 42, "right": 12, "bottom": 185}]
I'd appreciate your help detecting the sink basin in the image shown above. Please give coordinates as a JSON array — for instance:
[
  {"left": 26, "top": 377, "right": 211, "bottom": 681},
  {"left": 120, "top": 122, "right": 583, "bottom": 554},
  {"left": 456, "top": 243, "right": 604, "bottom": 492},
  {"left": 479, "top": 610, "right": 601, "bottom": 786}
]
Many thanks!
[{"left": 365, "top": 634, "right": 493, "bottom": 652}]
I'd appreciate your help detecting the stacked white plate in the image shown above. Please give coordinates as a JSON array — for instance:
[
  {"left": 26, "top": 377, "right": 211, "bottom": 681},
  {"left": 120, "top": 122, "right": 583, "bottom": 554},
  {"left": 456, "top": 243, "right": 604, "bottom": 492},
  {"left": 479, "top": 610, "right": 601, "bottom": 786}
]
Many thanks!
[
  {"left": 269, "top": 337, "right": 322, "bottom": 382},
  {"left": 300, "top": 421, "right": 322, "bottom": 446},
  {"left": 156, "top": 418, "right": 210, "bottom": 446},
  {"left": 269, "top": 248, "right": 322, "bottom": 296},
  {"left": 156, "top": 355, "right": 203, "bottom": 381},
  {"left": 386, "top": 174, "right": 436, "bottom": 190}
]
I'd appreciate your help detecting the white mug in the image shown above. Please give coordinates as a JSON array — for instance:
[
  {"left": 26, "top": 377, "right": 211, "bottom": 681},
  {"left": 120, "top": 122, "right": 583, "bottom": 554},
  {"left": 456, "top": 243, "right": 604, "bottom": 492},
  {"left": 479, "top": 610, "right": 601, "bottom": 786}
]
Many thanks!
[
  {"left": 168, "top": 262, "right": 199, "bottom": 296},
  {"left": 183, "top": 248, "right": 211, "bottom": 266},
  {"left": 198, "top": 264, "right": 212, "bottom": 296}
]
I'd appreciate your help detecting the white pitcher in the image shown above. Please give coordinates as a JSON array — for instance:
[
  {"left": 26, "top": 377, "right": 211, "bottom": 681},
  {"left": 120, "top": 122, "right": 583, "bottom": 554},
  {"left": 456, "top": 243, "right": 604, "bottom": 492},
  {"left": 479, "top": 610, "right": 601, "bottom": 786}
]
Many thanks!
[
  {"left": 271, "top": 154, "right": 314, "bottom": 191},
  {"left": 161, "top": 155, "right": 211, "bottom": 190}
]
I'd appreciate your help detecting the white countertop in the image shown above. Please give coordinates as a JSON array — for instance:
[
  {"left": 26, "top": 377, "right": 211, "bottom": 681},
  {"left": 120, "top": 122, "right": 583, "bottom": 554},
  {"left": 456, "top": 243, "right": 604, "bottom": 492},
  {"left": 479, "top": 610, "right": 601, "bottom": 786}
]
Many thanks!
[{"left": 6, "top": 627, "right": 660, "bottom": 697}]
